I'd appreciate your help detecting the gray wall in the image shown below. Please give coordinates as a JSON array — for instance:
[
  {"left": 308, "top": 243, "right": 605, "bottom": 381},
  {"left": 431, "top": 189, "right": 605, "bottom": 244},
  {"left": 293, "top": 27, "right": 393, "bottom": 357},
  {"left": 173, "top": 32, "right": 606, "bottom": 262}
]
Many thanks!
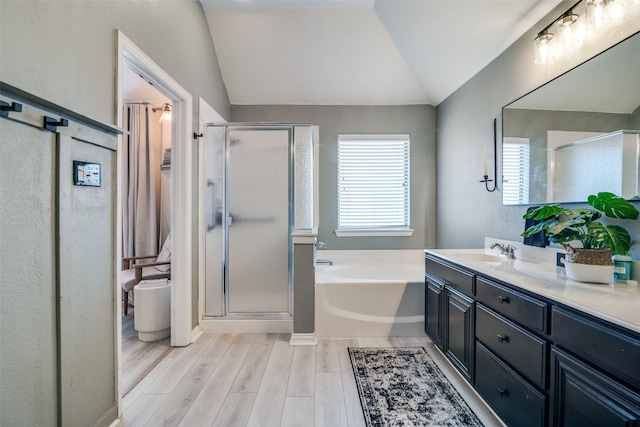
[
  {"left": 231, "top": 104, "right": 437, "bottom": 250},
  {"left": 0, "top": 1, "right": 230, "bottom": 123},
  {"left": 633, "top": 105, "right": 640, "bottom": 129},
  {"left": 1, "top": 1, "right": 231, "bottom": 331},
  {"left": 436, "top": 1, "right": 640, "bottom": 254}
]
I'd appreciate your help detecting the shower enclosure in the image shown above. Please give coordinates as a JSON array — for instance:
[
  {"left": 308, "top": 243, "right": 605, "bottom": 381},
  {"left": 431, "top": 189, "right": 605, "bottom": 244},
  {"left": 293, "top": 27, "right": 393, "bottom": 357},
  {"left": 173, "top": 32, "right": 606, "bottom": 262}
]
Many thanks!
[{"left": 203, "top": 124, "right": 314, "bottom": 320}]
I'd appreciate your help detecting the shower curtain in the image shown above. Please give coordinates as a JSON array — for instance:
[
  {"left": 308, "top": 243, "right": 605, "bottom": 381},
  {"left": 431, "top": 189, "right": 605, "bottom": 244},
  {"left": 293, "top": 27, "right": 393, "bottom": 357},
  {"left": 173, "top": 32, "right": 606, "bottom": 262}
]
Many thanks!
[{"left": 122, "top": 104, "right": 161, "bottom": 258}]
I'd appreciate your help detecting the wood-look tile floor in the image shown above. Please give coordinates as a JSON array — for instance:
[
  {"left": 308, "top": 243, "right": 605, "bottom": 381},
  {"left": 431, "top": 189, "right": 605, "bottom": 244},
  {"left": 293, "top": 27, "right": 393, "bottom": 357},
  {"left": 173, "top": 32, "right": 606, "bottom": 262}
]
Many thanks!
[
  {"left": 118, "top": 333, "right": 505, "bottom": 427},
  {"left": 121, "top": 307, "right": 172, "bottom": 396}
]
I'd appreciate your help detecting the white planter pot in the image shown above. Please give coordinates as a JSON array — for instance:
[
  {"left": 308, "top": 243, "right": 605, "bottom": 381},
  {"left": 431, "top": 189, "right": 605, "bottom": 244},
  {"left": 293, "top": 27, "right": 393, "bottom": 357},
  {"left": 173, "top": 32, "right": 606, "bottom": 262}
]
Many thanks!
[{"left": 565, "top": 262, "right": 613, "bottom": 284}]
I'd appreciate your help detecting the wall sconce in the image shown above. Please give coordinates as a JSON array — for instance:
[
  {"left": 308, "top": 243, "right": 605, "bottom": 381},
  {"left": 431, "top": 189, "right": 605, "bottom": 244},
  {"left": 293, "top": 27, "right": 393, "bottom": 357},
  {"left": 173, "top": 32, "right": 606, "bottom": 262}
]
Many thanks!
[
  {"left": 480, "top": 119, "right": 498, "bottom": 192},
  {"left": 153, "top": 103, "right": 172, "bottom": 123}
]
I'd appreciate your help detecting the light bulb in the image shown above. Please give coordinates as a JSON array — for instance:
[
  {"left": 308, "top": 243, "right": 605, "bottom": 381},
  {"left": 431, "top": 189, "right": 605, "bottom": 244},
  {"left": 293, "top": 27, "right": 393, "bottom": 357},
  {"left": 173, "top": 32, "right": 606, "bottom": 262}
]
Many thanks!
[
  {"left": 586, "top": 0, "right": 611, "bottom": 29},
  {"left": 534, "top": 32, "right": 554, "bottom": 64},
  {"left": 159, "top": 104, "right": 171, "bottom": 123},
  {"left": 556, "top": 13, "right": 579, "bottom": 51}
]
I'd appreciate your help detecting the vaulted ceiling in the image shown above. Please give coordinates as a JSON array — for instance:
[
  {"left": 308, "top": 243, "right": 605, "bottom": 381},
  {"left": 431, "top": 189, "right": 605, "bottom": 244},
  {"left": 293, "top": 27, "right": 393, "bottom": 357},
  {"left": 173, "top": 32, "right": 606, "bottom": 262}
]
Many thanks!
[{"left": 200, "top": 0, "right": 562, "bottom": 106}]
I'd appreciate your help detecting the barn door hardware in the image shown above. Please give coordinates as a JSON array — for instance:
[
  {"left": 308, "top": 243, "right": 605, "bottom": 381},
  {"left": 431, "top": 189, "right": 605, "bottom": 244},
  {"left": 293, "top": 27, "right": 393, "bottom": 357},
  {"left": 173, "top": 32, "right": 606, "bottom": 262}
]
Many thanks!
[
  {"left": 0, "top": 101, "right": 23, "bottom": 118},
  {"left": 43, "top": 116, "right": 69, "bottom": 132}
]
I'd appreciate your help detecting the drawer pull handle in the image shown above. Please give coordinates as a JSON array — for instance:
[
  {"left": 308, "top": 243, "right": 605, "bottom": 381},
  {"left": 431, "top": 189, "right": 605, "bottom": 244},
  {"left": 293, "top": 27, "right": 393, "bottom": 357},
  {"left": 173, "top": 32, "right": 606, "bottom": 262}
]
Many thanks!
[
  {"left": 498, "top": 295, "right": 510, "bottom": 304},
  {"left": 498, "top": 388, "right": 509, "bottom": 398},
  {"left": 497, "top": 334, "right": 510, "bottom": 343}
]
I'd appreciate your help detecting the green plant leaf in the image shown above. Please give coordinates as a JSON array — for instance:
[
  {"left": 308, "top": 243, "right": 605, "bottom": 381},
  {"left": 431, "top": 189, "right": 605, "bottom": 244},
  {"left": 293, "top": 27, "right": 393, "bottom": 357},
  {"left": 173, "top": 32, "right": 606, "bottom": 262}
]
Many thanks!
[
  {"left": 548, "top": 228, "right": 582, "bottom": 244},
  {"left": 521, "top": 222, "right": 546, "bottom": 237},
  {"left": 586, "top": 222, "right": 632, "bottom": 255},
  {"left": 522, "top": 204, "right": 564, "bottom": 220},
  {"left": 588, "top": 192, "right": 639, "bottom": 220}
]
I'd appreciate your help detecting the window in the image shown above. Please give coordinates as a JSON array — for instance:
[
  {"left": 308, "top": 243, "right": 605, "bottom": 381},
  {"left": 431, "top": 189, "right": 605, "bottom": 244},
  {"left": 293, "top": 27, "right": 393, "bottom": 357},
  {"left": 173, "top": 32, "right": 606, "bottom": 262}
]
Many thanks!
[
  {"left": 502, "top": 137, "right": 530, "bottom": 205},
  {"left": 336, "top": 134, "right": 412, "bottom": 237}
]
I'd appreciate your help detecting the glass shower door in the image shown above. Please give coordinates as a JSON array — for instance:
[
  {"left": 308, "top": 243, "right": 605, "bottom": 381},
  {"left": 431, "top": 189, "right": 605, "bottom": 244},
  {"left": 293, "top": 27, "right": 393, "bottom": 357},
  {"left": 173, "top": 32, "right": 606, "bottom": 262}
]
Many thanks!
[{"left": 226, "top": 128, "right": 291, "bottom": 315}]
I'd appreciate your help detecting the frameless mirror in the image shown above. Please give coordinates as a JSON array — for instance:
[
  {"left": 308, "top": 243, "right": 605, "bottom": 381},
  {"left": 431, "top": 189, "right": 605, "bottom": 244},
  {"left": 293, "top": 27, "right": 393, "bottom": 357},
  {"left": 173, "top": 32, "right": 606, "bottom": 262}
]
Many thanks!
[{"left": 502, "top": 31, "right": 640, "bottom": 206}]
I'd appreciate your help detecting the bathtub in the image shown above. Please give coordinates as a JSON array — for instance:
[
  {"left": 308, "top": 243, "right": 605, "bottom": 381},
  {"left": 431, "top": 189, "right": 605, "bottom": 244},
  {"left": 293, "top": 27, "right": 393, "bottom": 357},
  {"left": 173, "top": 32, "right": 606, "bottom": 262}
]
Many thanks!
[{"left": 314, "top": 250, "right": 425, "bottom": 338}]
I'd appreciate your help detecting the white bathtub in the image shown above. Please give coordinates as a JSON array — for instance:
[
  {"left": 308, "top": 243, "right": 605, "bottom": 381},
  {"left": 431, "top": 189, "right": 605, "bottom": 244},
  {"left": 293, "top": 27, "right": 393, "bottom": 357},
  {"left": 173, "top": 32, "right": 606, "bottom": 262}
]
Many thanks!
[{"left": 314, "top": 250, "right": 425, "bottom": 338}]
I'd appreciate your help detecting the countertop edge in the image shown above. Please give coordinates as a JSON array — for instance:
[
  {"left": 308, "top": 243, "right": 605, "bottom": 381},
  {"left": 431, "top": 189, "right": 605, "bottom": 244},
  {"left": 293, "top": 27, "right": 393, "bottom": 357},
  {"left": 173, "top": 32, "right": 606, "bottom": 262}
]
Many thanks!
[{"left": 426, "top": 249, "right": 640, "bottom": 335}]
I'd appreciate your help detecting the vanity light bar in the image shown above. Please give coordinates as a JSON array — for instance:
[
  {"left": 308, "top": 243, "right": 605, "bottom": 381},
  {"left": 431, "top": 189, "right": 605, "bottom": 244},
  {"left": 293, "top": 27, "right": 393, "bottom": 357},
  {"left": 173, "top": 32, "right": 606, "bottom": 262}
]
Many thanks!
[{"left": 533, "top": 0, "right": 631, "bottom": 64}]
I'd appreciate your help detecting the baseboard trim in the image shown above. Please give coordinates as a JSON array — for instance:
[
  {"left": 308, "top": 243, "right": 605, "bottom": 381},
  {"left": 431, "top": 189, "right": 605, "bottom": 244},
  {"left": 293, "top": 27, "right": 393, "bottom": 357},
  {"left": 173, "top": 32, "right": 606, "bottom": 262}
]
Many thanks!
[
  {"left": 289, "top": 332, "right": 318, "bottom": 346},
  {"left": 200, "top": 319, "right": 293, "bottom": 333},
  {"left": 191, "top": 325, "right": 203, "bottom": 343}
]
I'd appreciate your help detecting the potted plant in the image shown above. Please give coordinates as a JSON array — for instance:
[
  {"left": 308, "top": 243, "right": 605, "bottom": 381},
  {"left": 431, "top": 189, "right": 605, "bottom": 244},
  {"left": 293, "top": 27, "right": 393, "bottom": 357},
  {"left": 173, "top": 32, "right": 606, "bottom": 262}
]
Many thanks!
[{"left": 521, "top": 192, "right": 639, "bottom": 283}]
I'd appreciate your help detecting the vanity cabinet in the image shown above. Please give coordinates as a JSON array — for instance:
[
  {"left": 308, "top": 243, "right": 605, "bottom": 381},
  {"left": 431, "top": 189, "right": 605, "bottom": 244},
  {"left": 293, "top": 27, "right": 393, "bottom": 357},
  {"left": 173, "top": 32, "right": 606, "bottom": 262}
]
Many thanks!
[
  {"left": 425, "top": 255, "right": 475, "bottom": 382},
  {"left": 425, "top": 252, "right": 640, "bottom": 427}
]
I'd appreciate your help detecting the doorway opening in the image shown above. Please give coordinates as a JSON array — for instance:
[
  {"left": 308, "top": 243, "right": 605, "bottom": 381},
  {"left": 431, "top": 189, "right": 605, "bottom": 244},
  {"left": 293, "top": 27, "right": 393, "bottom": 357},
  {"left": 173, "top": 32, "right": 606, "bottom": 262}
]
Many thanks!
[{"left": 116, "top": 30, "right": 193, "bottom": 406}]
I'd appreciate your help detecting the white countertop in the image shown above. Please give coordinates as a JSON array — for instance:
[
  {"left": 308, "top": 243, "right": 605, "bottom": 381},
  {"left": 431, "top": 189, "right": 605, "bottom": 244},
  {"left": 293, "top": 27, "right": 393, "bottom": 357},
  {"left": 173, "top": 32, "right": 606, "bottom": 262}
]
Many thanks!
[{"left": 426, "top": 248, "right": 640, "bottom": 334}]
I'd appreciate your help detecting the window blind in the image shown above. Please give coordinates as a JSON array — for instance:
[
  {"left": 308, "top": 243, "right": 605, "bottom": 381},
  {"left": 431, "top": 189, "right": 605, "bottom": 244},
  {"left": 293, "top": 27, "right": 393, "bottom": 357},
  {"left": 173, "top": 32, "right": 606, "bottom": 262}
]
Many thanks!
[
  {"left": 502, "top": 137, "right": 530, "bottom": 205},
  {"left": 337, "top": 134, "right": 410, "bottom": 230}
]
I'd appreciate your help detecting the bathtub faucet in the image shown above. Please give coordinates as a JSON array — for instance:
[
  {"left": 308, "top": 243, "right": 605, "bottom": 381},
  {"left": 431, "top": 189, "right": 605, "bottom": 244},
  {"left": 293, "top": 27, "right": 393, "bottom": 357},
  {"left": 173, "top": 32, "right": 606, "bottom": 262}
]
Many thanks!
[
  {"left": 315, "top": 241, "right": 332, "bottom": 265},
  {"left": 490, "top": 243, "right": 517, "bottom": 259}
]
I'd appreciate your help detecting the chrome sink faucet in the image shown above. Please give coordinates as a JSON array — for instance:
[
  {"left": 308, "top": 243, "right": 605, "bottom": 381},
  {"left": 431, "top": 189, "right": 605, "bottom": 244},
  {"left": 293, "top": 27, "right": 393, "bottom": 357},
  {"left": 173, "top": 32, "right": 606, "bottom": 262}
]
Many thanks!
[{"left": 490, "top": 243, "right": 517, "bottom": 259}]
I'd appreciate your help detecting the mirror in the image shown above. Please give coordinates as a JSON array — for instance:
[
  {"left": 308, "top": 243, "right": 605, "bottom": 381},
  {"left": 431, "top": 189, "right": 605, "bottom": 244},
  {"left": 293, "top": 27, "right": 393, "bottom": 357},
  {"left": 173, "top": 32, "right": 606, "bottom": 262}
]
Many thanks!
[{"left": 502, "top": 31, "right": 640, "bottom": 206}]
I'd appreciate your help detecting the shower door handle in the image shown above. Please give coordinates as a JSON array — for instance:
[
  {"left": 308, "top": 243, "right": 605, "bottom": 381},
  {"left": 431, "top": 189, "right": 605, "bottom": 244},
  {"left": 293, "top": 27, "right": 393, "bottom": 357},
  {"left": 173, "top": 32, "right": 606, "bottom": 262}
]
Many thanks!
[
  {"left": 207, "top": 180, "right": 217, "bottom": 231},
  {"left": 228, "top": 215, "right": 233, "bottom": 226}
]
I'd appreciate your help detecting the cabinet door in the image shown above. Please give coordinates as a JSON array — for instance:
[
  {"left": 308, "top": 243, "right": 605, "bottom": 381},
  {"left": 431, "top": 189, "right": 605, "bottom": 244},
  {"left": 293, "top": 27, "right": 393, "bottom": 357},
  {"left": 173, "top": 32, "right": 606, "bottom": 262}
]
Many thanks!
[
  {"left": 425, "top": 276, "right": 443, "bottom": 348},
  {"left": 445, "top": 287, "right": 475, "bottom": 381},
  {"left": 551, "top": 348, "right": 640, "bottom": 427}
]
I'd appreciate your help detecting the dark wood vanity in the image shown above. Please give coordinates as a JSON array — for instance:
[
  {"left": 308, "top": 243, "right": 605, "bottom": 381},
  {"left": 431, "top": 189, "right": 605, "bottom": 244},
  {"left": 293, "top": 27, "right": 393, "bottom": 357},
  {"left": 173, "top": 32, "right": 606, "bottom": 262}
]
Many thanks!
[{"left": 425, "top": 252, "right": 640, "bottom": 427}]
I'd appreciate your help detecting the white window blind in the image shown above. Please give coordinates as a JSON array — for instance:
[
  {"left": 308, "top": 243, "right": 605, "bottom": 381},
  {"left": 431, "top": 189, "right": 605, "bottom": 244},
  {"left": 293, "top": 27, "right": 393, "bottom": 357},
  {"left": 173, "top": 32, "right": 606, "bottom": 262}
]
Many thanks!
[
  {"left": 337, "top": 134, "right": 410, "bottom": 233},
  {"left": 502, "top": 137, "right": 530, "bottom": 205}
]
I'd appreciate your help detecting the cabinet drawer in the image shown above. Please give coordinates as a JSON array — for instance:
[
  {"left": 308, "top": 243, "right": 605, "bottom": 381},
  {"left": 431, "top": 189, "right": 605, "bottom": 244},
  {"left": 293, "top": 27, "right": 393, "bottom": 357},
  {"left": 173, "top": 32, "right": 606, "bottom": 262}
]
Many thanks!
[
  {"left": 552, "top": 307, "right": 640, "bottom": 390},
  {"left": 476, "top": 305, "right": 547, "bottom": 388},
  {"left": 426, "top": 255, "right": 474, "bottom": 295},
  {"left": 476, "top": 276, "right": 547, "bottom": 333},
  {"left": 476, "top": 342, "right": 547, "bottom": 427}
]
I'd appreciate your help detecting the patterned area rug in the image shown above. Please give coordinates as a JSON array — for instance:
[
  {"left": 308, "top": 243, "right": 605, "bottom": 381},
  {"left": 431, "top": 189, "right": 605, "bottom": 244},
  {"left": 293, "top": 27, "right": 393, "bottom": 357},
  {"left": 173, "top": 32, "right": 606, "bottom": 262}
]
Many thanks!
[{"left": 349, "top": 347, "right": 484, "bottom": 427}]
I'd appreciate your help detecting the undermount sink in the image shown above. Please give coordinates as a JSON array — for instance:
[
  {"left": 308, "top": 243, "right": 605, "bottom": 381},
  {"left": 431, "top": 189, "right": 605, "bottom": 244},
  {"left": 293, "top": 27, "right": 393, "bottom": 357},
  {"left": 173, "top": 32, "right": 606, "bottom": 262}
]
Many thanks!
[
  {"left": 453, "top": 252, "right": 542, "bottom": 267},
  {"left": 454, "top": 253, "right": 508, "bottom": 263}
]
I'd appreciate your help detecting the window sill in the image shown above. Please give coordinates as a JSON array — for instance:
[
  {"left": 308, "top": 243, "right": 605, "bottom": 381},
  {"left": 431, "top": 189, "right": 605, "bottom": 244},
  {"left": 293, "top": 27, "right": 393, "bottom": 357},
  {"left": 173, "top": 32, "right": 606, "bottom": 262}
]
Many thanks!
[{"left": 334, "top": 228, "right": 414, "bottom": 237}]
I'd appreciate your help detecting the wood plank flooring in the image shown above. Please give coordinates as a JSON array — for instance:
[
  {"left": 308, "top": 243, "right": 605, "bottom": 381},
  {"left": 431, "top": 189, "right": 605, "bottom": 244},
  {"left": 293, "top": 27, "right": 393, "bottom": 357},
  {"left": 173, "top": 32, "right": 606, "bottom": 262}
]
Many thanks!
[
  {"left": 118, "top": 333, "right": 505, "bottom": 427},
  {"left": 121, "top": 308, "right": 172, "bottom": 396}
]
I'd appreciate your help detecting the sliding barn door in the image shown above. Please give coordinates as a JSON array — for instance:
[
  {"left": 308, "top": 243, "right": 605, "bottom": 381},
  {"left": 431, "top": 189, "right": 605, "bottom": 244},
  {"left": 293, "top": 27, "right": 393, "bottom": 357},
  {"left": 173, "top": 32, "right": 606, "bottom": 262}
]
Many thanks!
[
  {"left": 0, "top": 92, "right": 119, "bottom": 427},
  {"left": 57, "top": 134, "right": 117, "bottom": 426},
  {"left": 0, "top": 118, "right": 59, "bottom": 426}
]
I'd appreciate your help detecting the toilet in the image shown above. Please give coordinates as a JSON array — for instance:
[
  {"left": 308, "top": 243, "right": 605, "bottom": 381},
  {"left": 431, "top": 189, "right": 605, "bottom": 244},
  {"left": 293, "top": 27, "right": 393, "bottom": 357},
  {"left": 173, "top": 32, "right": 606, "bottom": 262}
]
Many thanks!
[{"left": 134, "top": 278, "right": 171, "bottom": 342}]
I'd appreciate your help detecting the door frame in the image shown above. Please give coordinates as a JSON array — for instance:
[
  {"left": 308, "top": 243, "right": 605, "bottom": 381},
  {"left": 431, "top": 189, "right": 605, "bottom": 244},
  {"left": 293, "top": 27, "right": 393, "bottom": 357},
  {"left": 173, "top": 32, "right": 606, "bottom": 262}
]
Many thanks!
[
  {"left": 197, "top": 98, "right": 226, "bottom": 323},
  {"left": 115, "top": 30, "right": 193, "bottom": 406}
]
